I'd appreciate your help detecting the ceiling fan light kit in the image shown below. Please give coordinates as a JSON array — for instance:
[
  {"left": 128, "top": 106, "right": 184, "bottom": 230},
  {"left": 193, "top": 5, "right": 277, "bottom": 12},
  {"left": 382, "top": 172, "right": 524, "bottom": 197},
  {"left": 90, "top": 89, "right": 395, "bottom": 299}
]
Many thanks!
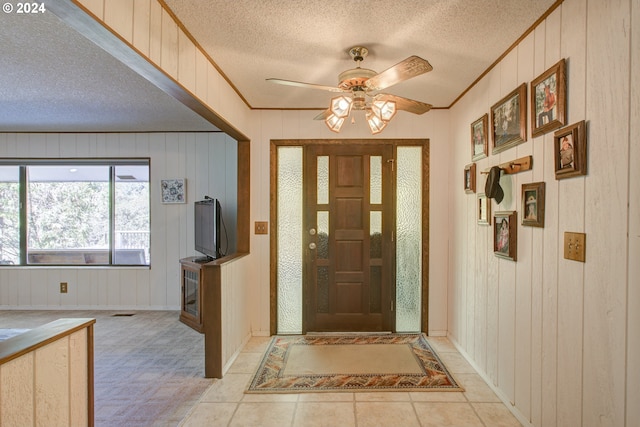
[
  {"left": 267, "top": 46, "right": 433, "bottom": 134},
  {"left": 330, "top": 95, "right": 353, "bottom": 119},
  {"left": 325, "top": 113, "right": 346, "bottom": 133},
  {"left": 366, "top": 110, "right": 387, "bottom": 134}
]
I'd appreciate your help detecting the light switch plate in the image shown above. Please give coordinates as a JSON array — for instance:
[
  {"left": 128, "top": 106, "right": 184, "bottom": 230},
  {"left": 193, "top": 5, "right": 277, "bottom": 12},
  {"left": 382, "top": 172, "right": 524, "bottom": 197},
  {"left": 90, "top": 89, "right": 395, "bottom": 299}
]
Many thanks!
[
  {"left": 564, "top": 232, "right": 586, "bottom": 262},
  {"left": 255, "top": 221, "right": 268, "bottom": 235}
]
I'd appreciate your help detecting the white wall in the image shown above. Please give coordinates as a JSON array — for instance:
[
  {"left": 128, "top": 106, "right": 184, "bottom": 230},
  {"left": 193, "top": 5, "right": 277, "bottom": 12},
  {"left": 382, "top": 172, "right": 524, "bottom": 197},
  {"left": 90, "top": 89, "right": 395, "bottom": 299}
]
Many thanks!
[
  {"left": 447, "top": 0, "right": 638, "bottom": 426},
  {"left": 0, "top": 132, "right": 236, "bottom": 310}
]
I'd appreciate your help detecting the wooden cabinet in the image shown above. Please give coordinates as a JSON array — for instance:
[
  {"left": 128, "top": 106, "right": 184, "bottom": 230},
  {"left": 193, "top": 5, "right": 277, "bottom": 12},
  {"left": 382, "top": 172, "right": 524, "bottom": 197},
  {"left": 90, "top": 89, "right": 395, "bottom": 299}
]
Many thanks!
[{"left": 180, "top": 257, "right": 215, "bottom": 332}]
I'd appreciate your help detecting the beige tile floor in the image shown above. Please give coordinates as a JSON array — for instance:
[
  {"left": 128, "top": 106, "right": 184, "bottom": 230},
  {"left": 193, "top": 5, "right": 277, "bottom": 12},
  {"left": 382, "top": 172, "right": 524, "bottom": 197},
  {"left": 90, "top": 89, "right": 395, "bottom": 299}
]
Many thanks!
[{"left": 180, "top": 336, "right": 523, "bottom": 427}]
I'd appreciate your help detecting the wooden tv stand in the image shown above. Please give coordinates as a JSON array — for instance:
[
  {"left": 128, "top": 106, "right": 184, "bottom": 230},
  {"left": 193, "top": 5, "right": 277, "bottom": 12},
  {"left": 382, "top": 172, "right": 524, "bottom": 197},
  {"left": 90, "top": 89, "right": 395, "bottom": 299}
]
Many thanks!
[
  {"left": 179, "top": 256, "right": 224, "bottom": 378},
  {"left": 179, "top": 257, "right": 216, "bottom": 333}
]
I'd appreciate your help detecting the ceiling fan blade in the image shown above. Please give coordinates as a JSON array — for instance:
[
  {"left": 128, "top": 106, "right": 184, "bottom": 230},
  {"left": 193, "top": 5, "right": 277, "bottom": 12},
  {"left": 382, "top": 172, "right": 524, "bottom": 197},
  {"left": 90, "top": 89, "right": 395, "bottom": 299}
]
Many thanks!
[
  {"left": 266, "top": 78, "right": 346, "bottom": 93},
  {"left": 374, "top": 93, "right": 432, "bottom": 115},
  {"left": 314, "top": 109, "right": 332, "bottom": 120},
  {"left": 365, "top": 56, "right": 433, "bottom": 91}
]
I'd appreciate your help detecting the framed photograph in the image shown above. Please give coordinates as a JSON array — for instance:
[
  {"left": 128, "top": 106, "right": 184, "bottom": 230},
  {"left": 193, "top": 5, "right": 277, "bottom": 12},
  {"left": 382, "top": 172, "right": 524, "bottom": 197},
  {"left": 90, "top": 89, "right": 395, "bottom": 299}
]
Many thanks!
[
  {"left": 554, "top": 120, "right": 587, "bottom": 179},
  {"left": 494, "top": 211, "right": 517, "bottom": 261},
  {"left": 161, "top": 178, "right": 186, "bottom": 204},
  {"left": 477, "top": 193, "right": 491, "bottom": 225},
  {"left": 522, "top": 182, "right": 545, "bottom": 227},
  {"left": 464, "top": 163, "right": 476, "bottom": 194},
  {"left": 471, "top": 114, "right": 489, "bottom": 161},
  {"left": 531, "top": 59, "right": 566, "bottom": 137},
  {"left": 491, "top": 83, "right": 527, "bottom": 155}
]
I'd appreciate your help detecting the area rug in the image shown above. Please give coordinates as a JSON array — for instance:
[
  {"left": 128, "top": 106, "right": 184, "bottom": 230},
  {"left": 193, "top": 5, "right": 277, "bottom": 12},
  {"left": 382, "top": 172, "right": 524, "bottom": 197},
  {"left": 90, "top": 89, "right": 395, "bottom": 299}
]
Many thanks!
[{"left": 246, "top": 334, "right": 463, "bottom": 393}]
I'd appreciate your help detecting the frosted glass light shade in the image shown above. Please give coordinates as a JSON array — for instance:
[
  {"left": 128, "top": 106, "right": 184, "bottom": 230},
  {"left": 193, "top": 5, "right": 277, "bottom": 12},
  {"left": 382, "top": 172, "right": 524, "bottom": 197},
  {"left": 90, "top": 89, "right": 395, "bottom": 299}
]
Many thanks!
[
  {"left": 366, "top": 111, "right": 387, "bottom": 134},
  {"left": 330, "top": 95, "right": 353, "bottom": 118},
  {"left": 371, "top": 100, "right": 397, "bottom": 122},
  {"left": 325, "top": 113, "right": 346, "bottom": 132}
]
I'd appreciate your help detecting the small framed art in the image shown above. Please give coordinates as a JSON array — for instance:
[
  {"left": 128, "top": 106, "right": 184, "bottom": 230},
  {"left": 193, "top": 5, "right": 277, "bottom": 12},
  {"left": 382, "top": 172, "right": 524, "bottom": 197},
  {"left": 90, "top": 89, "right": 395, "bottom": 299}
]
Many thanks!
[
  {"left": 554, "top": 120, "right": 587, "bottom": 179},
  {"left": 477, "top": 193, "right": 491, "bottom": 225},
  {"left": 491, "top": 83, "right": 527, "bottom": 155},
  {"left": 161, "top": 178, "right": 186, "bottom": 204},
  {"left": 464, "top": 163, "right": 476, "bottom": 194},
  {"left": 494, "top": 211, "right": 517, "bottom": 261},
  {"left": 531, "top": 59, "right": 566, "bottom": 137},
  {"left": 471, "top": 114, "right": 488, "bottom": 161},
  {"left": 522, "top": 182, "right": 545, "bottom": 227}
]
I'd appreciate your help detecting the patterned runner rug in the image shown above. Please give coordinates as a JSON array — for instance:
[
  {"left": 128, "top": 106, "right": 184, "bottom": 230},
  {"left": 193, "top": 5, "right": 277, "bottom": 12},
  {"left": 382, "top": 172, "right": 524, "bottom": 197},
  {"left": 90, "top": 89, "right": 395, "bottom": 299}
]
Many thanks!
[{"left": 246, "top": 334, "right": 463, "bottom": 393}]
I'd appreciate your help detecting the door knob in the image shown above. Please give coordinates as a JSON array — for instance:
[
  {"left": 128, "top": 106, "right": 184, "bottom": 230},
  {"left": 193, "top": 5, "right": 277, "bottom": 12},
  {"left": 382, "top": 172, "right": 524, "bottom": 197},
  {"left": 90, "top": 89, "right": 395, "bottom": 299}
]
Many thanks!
[{"left": 309, "top": 242, "right": 316, "bottom": 250}]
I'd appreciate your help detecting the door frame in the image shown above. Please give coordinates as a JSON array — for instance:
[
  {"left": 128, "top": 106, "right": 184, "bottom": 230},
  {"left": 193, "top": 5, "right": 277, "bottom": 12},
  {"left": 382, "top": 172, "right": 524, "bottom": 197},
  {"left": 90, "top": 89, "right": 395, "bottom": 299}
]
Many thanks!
[{"left": 269, "top": 139, "right": 429, "bottom": 335}]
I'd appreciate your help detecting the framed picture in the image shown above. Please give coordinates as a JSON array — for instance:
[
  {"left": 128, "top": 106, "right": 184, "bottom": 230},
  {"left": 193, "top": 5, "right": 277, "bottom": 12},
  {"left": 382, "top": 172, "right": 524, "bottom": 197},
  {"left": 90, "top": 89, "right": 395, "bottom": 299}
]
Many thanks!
[
  {"left": 491, "top": 83, "right": 527, "bottom": 155},
  {"left": 554, "top": 120, "right": 587, "bottom": 179},
  {"left": 494, "top": 211, "right": 517, "bottom": 261},
  {"left": 464, "top": 163, "right": 476, "bottom": 193},
  {"left": 531, "top": 59, "right": 566, "bottom": 137},
  {"left": 161, "top": 178, "right": 186, "bottom": 204},
  {"left": 522, "top": 182, "right": 545, "bottom": 227},
  {"left": 471, "top": 114, "right": 489, "bottom": 161},
  {"left": 477, "top": 193, "right": 491, "bottom": 225}
]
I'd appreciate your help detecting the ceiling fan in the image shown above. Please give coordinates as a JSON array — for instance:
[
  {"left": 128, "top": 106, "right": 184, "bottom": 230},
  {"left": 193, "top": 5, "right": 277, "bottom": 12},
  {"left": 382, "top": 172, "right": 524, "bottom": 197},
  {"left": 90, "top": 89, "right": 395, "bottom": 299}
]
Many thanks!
[{"left": 267, "top": 46, "right": 433, "bottom": 134}]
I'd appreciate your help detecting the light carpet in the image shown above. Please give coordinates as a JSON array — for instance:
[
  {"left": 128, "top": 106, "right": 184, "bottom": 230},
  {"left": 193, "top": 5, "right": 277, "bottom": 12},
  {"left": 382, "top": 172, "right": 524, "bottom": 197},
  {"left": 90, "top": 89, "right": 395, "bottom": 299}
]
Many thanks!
[{"left": 247, "top": 334, "right": 463, "bottom": 393}]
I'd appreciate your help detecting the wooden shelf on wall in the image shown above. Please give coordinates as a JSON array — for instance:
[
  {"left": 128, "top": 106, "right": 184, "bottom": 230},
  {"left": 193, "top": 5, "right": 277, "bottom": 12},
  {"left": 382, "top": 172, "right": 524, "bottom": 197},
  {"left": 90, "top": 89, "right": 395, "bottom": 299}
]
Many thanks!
[{"left": 482, "top": 155, "right": 533, "bottom": 176}]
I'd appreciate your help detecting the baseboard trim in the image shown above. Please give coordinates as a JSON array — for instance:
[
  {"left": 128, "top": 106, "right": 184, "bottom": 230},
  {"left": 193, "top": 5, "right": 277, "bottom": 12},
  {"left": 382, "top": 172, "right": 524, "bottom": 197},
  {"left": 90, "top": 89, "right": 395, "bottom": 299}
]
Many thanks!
[{"left": 447, "top": 334, "right": 534, "bottom": 427}]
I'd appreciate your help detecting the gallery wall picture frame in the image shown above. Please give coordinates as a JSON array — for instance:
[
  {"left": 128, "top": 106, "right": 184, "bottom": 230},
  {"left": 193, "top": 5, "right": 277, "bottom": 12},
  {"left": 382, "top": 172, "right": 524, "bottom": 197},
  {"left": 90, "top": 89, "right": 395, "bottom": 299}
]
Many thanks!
[
  {"left": 531, "top": 58, "right": 566, "bottom": 137},
  {"left": 471, "top": 114, "right": 489, "bottom": 161},
  {"left": 554, "top": 120, "right": 587, "bottom": 179},
  {"left": 477, "top": 193, "right": 491, "bottom": 225},
  {"left": 491, "top": 83, "right": 527, "bottom": 155},
  {"left": 522, "top": 182, "right": 545, "bottom": 227},
  {"left": 464, "top": 163, "right": 476, "bottom": 194},
  {"left": 494, "top": 211, "right": 517, "bottom": 261},
  {"left": 161, "top": 178, "right": 186, "bottom": 204}
]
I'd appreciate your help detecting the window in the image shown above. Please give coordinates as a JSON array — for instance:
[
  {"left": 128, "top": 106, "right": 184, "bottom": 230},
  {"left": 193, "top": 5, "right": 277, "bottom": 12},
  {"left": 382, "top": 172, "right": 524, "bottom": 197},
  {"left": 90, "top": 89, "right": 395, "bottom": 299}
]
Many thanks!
[
  {"left": 0, "top": 166, "right": 19, "bottom": 265},
  {"left": 0, "top": 160, "right": 150, "bottom": 266}
]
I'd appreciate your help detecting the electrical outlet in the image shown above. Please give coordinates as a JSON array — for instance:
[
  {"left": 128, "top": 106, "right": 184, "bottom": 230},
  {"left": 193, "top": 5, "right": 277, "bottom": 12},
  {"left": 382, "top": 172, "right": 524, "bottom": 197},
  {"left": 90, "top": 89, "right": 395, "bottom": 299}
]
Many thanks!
[
  {"left": 255, "top": 221, "right": 268, "bottom": 235},
  {"left": 60, "top": 282, "right": 68, "bottom": 293},
  {"left": 564, "top": 232, "right": 586, "bottom": 262}
]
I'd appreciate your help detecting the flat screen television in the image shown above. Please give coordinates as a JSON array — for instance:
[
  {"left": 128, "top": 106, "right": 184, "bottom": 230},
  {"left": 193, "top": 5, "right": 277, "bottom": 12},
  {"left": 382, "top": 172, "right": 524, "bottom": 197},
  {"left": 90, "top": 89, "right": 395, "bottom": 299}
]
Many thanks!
[{"left": 194, "top": 198, "right": 221, "bottom": 261}]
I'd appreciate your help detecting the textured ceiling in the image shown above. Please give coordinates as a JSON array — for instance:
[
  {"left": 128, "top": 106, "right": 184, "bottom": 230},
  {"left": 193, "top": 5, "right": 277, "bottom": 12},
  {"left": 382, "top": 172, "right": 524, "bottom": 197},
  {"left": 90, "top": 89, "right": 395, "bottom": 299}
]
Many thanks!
[
  {"left": 0, "top": 1, "right": 558, "bottom": 132},
  {"left": 163, "top": 0, "right": 558, "bottom": 110},
  {"left": 0, "top": 11, "right": 217, "bottom": 132}
]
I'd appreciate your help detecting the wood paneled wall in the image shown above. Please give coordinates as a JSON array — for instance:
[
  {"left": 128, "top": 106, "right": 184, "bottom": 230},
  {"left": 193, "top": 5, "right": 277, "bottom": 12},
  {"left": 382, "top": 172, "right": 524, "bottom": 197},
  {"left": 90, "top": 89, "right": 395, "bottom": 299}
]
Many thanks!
[
  {"left": 448, "top": 0, "right": 638, "bottom": 426},
  {"left": 0, "top": 319, "right": 95, "bottom": 426},
  {"left": 0, "top": 132, "right": 236, "bottom": 310}
]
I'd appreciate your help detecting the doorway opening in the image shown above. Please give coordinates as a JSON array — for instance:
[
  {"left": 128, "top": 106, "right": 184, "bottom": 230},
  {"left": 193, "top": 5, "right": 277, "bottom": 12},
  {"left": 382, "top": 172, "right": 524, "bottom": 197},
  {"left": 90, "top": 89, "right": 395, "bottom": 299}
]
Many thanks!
[{"left": 270, "top": 139, "right": 429, "bottom": 334}]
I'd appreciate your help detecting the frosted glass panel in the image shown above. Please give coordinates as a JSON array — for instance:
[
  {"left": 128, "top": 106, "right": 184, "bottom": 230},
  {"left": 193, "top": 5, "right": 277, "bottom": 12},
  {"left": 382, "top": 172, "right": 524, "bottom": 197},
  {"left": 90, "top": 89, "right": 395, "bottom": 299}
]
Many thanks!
[
  {"left": 277, "top": 146, "right": 303, "bottom": 334},
  {"left": 396, "top": 146, "right": 422, "bottom": 332},
  {"left": 370, "top": 156, "right": 382, "bottom": 204},
  {"left": 317, "top": 156, "right": 329, "bottom": 204},
  {"left": 317, "top": 211, "right": 329, "bottom": 259},
  {"left": 370, "top": 211, "right": 382, "bottom": 258}
]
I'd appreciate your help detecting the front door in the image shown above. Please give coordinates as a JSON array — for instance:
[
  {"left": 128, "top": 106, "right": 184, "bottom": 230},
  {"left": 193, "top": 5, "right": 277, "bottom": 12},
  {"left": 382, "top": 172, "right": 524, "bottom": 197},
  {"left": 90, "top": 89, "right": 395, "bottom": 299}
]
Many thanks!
[{"left": 303, "top": 144, "right": 394, "bottom": 332}]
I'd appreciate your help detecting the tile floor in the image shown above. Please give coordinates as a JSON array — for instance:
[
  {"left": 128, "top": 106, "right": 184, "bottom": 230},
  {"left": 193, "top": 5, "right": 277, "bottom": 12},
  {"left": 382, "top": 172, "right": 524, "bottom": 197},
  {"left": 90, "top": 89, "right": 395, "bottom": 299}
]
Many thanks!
[{"left": 180, "top": 336, "right": 523, "bottom": 427}]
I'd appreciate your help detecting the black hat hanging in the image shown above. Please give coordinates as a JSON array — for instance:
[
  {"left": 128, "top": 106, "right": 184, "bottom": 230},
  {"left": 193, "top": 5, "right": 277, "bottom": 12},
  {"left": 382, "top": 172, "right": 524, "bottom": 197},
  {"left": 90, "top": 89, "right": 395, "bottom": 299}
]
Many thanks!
[{"left": 485, "top": 166, "right": 504, "bottom": 204}]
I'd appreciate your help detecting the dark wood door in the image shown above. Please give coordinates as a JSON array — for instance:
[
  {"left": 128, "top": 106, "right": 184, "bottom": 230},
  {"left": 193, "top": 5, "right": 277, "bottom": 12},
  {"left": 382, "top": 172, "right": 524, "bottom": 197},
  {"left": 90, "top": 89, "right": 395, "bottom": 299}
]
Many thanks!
[{"left": 303, "top": 144, "right": 394, "bottom": 332}]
